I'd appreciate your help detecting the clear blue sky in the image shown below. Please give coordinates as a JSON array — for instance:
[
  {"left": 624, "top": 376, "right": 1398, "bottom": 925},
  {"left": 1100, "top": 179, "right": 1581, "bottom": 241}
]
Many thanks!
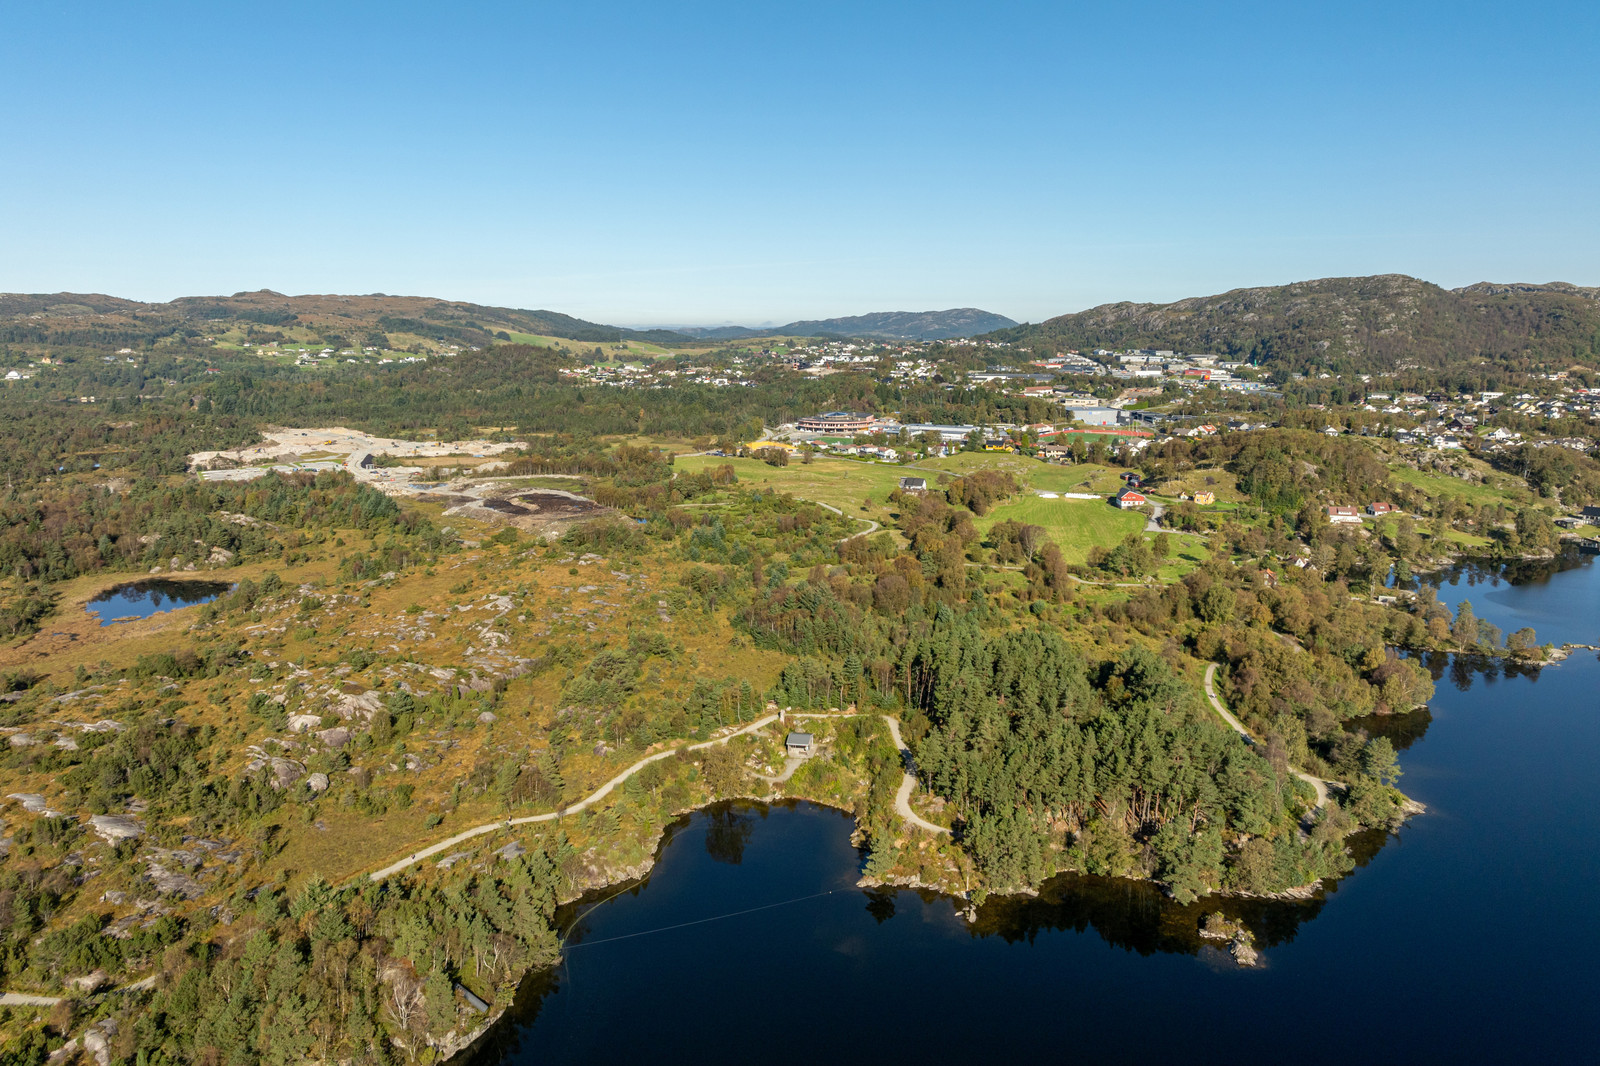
[{"left": 2, "top": 1, "right": 1595, "bottom": 325}]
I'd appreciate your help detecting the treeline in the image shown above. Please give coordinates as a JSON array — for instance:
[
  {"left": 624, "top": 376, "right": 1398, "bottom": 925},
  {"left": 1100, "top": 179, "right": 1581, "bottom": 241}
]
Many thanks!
[
  {"left": 0, "top": 403, "right": 260, "bottom": 484},
  {"left": 5, "top": 855, "right": 565, "bottom": 1065},
  {"left": 0, "top": 471, "right": 435, "bottom": 586},
  {"left": 905, "top": 624, "right": 1347, "bottom": 898}
]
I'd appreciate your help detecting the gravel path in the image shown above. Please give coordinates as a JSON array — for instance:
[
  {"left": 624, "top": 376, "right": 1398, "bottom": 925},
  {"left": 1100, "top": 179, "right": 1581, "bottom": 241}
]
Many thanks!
[
  {"left": 366, "top": 704, "right": 957, "bottom": 882},
  {"left": 812, "top": 500, "right": 880, "bottom": 539},
  {"left": 366, "top": 714, "right": 781, "bottom": 881},
  {"left": 1203, "top": 663, "right": 1331, "bottom": 809},
  {"left": 882, "top": 716, "right": 950, "bottom": 835}
]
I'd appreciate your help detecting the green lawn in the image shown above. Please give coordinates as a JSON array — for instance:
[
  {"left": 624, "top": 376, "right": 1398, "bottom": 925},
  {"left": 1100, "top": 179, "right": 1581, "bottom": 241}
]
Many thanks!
[
  {"left": 1153, "top": 538, "right": 1211, "bottom": 582},
  {"left": 501, "top": 332, "right": 705, "bottom": 358},
  {"left": 915, "top": 453, "right": 1130, "bottom": 495},
  {"left": 976, "top": 497, "right": 1146, "bottom": 565},
  {"left": 1024, "top": 463, "right": 1129, "bottom": 495},
  {"left": 672, "top": 453, "right": 908, "bottom": 522}
]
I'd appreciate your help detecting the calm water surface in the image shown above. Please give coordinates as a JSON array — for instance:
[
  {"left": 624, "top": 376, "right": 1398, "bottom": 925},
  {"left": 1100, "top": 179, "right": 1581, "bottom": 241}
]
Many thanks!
[
  {"left": 85, "top": 579, "right": 232, "bottom": 625},
  {"left": 1403, "top": 547, "right": 1600, "bottom": 647},
  {"left": 467, "top": 561, "right": 1600, "bottom": 1066}
]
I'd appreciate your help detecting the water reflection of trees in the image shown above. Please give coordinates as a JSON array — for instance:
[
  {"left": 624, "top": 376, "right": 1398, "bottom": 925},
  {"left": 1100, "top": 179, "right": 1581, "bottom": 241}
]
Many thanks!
[
  {"left": 965, "top": 873, "right": 1303, "bottom": 955},
  {"left": 703, "top": 805, "right": 757, "bottom": 865},
  {"left": 1409, "top": 651, "right": 1547, "bottom": 691},
  {"left": 464, "top": 802, "right": 1406, "bottom": 1064},
  {"left": 88, "top": 579, "right": 233, "bottom": 613},
  {"left": 954, "top": 823, "right": 1395, "bottom": 956},
  {"left": 1398, "top": 549, "right": 1592, "bottom": 596},
  {"left": 1350, "top": 706, "right": 1434, "bottom": 751}
]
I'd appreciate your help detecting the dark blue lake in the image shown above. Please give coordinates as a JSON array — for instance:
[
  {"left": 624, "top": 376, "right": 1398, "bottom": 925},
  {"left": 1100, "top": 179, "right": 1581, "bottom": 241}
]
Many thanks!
[
  {"left": 1403, "top": 546, "right": 1600, "bottom": 648},
  {"left": 85, "top": 579, "right": 232, "bottom": 625},
  {"left": 465, "top": 561, "right": 1600, "bottom": 1066}
]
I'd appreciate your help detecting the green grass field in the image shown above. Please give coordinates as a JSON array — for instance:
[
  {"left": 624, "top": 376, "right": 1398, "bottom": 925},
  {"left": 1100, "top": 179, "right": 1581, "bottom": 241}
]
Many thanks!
[
  {"left": 914, "top": 453, "right": 1130, "bottom": 495},
  {"left": 500, "top": 332, "right": 707, "bottom": 358},
  {"left": 1388, "top": 464, "right": 1532, "bottom": 509},
  {"left": 976, "top": 496, "right": 1146, "bottom": 565},
  {"left": 673, "top": 453, "right": 908, "bottom": 523},
  {"left": 1149, "top": 467, "right": 1245, "bottom": 503},
  {"left": 674, "top": 450, "right": 1202, "bottom": 571},
  {"left": 1023, "top": 463, "right": 1129, "bottom": 495}
]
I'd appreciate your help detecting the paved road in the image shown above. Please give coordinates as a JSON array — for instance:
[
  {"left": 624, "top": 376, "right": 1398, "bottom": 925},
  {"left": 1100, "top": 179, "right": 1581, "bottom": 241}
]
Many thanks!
[
  {"left": 1203, "top": 664, "right": 1331, "bottom": 809},
  {"left": 882, "top": 716, "right": 950, "bottom": 835},
  {"left": 367, "top": 714, "right": 781, "bottom": 881}
]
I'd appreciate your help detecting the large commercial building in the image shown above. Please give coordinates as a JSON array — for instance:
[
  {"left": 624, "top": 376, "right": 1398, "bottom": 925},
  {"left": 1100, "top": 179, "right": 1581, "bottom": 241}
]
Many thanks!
[
  {"left": 795, "top": 411, "right": 879, "bottom": 433},
  {"left": 896, "top": 422, "right": 982, "bottom": 443},
  {"left": 1062, "top": 406, "right": 1122, "bottom": 427}
]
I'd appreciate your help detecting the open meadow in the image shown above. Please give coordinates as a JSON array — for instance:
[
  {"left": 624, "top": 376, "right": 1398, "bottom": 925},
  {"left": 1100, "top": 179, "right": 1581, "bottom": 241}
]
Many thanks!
[
  {"left": 672, "top": 452, "right": 907, "bottom": 527},
  {"left": 976, "top": 496, "right": 1146, "bottom": 565}
]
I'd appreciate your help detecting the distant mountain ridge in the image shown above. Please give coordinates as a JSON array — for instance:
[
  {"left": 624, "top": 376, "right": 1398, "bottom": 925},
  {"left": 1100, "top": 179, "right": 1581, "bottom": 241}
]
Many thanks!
[
  {"left": 985, "top": 275, "right": 1600, "bottom": 371},
  {"left": 0, "top": 290, "right": 693, "bottom": 347},
  {"left": 0, "top": 292, "right": 1015, "bottom": 347},
  {"left": 9, "top": 279, "right": 1599, "bottom": 366},
  {"left": 779, "top": 308, "right": 1017, "bottom": 340},
  {"left": 668, "top": 308, "right": 1017, "bottom": 341}
]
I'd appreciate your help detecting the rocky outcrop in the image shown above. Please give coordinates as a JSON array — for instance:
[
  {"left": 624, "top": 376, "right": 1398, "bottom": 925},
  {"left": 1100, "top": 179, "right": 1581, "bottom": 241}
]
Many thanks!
[{"left": 89, "top": 814, "right": 144, "bottom": 842}]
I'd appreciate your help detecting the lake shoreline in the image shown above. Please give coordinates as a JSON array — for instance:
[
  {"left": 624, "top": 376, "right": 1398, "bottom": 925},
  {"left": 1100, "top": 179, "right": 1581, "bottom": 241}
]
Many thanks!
[{"left": 444, "top": 776, "right": 1394, "bottom": 1062}]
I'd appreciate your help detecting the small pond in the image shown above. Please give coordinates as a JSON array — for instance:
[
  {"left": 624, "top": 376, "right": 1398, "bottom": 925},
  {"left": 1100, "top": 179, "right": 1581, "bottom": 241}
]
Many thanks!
[{"left": 85, "top": 579, "right": 233, "bottom": 626}]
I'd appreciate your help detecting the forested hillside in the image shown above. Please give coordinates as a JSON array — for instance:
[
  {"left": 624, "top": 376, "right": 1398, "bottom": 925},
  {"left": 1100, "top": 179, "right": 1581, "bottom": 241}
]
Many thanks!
[
  {"left": 777, "top": 308, "right": 1017, "bottom": 340},
  {"left": 0, "top": 290, "right": 695, "bottom": 350},
  {"left": 989, "top": 275, "right": 1600, "bottom": 373}
]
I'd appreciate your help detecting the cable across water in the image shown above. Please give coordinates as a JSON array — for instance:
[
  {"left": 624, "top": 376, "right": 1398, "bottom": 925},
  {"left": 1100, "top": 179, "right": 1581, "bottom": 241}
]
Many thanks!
[{"left": 563, "top": 888, "right": 840, "bottom": 950}]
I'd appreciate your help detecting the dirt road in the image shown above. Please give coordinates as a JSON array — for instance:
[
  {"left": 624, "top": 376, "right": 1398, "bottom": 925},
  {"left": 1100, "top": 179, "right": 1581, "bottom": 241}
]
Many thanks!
[
  {"left": 1203, "top": 663, "right": 1331, "bottom": 809},
  {"left": 882, "top": 716, "right": 950, "bottom": 835}
]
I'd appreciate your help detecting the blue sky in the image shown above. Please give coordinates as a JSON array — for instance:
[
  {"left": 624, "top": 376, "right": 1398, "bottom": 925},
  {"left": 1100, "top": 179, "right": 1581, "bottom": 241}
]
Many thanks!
[{"left": 1, "top": 1, "right": 1595, "bottom": 325}]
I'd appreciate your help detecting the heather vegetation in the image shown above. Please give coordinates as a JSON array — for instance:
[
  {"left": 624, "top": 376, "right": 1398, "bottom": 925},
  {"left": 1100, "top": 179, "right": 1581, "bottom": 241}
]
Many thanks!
[{"left": 2, "top": 285, "right": 1594, "bottom": 1063}]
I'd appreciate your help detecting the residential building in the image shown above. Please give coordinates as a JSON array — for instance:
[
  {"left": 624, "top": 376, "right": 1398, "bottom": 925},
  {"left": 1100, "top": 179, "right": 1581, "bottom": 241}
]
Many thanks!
[{"left": 1113, "top": 487, "right": 1147, "bottom": 509}]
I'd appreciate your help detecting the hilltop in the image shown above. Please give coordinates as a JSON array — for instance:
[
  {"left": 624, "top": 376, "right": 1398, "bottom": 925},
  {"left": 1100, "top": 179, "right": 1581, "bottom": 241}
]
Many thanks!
[
  {"left": 986, "top": 275, "right": 1600, "bottom": 372},
  {"left": 0, "top": 290, "right": 697, "bottom": 350},
  {"left": 0, "top": 293, "right": 1019, "bottom": 352},
  {"left": 775, "top": 307, "right": 1017, "bottom": 340}
]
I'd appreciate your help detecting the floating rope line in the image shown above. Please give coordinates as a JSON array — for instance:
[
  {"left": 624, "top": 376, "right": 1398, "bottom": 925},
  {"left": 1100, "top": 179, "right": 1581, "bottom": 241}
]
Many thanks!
[
  {"left": 564, "top": 889, "right": 840, "bottom": 949},
  {"left": 559, "top": 879, "right": 648, "bottom": 946}
]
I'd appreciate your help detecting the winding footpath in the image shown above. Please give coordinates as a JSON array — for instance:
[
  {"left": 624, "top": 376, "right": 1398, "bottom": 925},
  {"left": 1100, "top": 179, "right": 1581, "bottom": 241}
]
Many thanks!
[
  {"left": 367, "top": 709, "right": 948, "bottom": 882},
  {"left": 812, "top": 500, "right": 880, "bottom": 539},
  {"left": 883, "top": 716, "right": 950, "bottom": 834},
  {"left": 1202, "top": 663, "right": 1332, "bottom": 809},
  {"left": 366, "top": 714, "right": 781, "bottom": 881}
]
